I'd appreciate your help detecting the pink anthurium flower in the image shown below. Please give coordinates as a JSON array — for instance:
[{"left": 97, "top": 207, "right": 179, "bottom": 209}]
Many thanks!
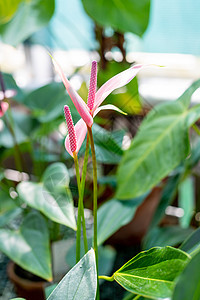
[{"left": 53, "top": 59, "right": 145, "bottom": 157}]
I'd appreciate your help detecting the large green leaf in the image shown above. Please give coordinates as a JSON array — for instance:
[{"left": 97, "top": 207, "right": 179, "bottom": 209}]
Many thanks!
[
  {"left": 17, "top": 164, "right": 76, "bottom": 230},
  {"left": 0, "top": 208, "right": 22, "bottom": 227},
  {"left": 97, "top": 194, "right": 147, "bottom": 246},
  {"left": 82, "top": 0, "right": 150, "bottom": 37},
  {"left": 180, "top": 227, "right": 200, "bottom": 256},
  {"left": 42, "top": 162, "right": 70, "bottom": 193},
  {"left": 24, "top": 82, "right": 67, "bottom": 123},
  {"left": 0, "top": 211, "right": 52, "bottom": 280},
  {"left": 0, "top": 0, "right": 55, "bottom": 46},
  {"left": 47, "top": 249, "right": 97, "bottom": 300},
  {"left": 117, "top": 80, "right": 200, "bottom": 200},
  {"left": 172, "top": 250, "right": 200, "bottom": 300},
  {"left": 17, "top": 182, "right": 76, "bottom": 230},
  {"left": 143, "top": 226, "right": 194, "bottom": 250},
  {"left": 113, "top": 247, "right": 190, "bottom": 299}
]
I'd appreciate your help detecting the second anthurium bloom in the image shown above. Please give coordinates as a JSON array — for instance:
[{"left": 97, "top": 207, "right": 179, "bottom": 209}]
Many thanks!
[{"left": 53, "top": 58, "right": 145, "bottom": 156}]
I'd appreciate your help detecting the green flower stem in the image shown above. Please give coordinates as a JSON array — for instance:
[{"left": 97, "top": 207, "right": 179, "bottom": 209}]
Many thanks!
[
  {"left": 74, "top": 150, "right": 89, "bottom": 261},
  {"left": 79, "top": 134, "right": 90, "bottom": 253},
  {"left": 74, "top": 152, "right": 82, "bottom": 262},
  {"left": 88, "top": 126, "right": 99, "bottom": 300},
  {"left": 98, "top": 275, "right": 114, "bottom": 282}
]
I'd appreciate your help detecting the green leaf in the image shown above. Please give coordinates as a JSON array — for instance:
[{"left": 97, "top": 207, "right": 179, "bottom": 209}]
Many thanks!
[
  {"left": 66, "top": 238, "right": 116, "bottom": 278},
  {"left": 47, "top": 249, "right": 97, "bottom": 300},
  {"left": 113, "top": 247, "right": 190, "bottom": 299},
  {"left": 143, "top": 226, "right": 194, "bottom": 250},
  {"left": 149, "top": 172, "right": 183, "bottom": 229},
  {"left": 0, "top": 190, "right": 17, "bottom": 214},
  {"left": 2, "top": 72, "right": 24, "bottom": 102},
  {"left": 82, "top": 0, "right": 150, "bottom": 37},
  {"left": 24, "top": 82, "right": 67, "bottom": 123},
  {"left": 42, "top": 162, "right": 70, "bottom": 192},
  {"left": 180, "top": 227, "right": 200, "bottom": 256},
  {"left": 172, "top": 250, "right": 200, "bottom": 300},
  {"left": 97, "top": 194, "right": 147, "bottom": 246},
  {"left": 0, "top": 110, "right": 33, "bottom": 148},
  {"left": 0, "top": 211, "right": 52, "bottom": 280},
  {"left": 0, "top": 208, "right": 22, "bottom": 227},
  {"left": 117, "top": 80, "right": 200, "bottom": 200},
  {"left": 0, "top": 0, "right": 23, "bottom": 24},
  {"left": 93, "top": 123, "right": 124, "bottom": 164},
  {"left": 178, "top": 176, "right": 195, "bottom": 228},
  {"left": 0, "top": 0, "right": 55, "bottom": 46},
  {"left": 17, "top": 181, "right": 76, "bottom": 231}
]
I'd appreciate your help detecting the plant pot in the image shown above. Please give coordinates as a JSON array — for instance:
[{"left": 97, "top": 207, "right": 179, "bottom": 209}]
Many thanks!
[{"left": 7, "top": 261, "right": 46, "bottom": 300}]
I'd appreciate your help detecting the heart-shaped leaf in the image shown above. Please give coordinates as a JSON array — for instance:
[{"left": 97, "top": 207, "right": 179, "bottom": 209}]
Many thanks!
[
  {"left": 17, "top": 181, "right": 76, "bottom": 230},
  {"left": 113, "top": 247, "right": 190, "bottom": 299},
  {"left": 172, "top": 250, "right": 200, "bottom": 300},
  {"left": 117, "top": 80, "right": 200, "bottom": 199},
  {"left": 0, "top": 211, "right": 52, "bottom": 280},
  {"left": 17, "top": 163, "right": 76, "bottom": 230},
  {"left": 42, "top": 162, "right": 70, "bottom": 192},
  {"left": 47, "top": 249, "right": 97, "bottom": 300},
  {"left": 82, "top": 0, "right": 150, "bottom": 37}
]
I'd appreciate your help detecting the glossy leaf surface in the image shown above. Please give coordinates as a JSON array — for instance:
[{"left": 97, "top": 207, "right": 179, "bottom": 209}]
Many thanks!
[
  {"left": 17, "top": 181, "right": 76, "bottom": 230},
  {"left": 114, "top": 247, "right": 190, "bottom": 299},
  {"left": 47, "top": 249, "right": 97, "bottom": 300},
  {"left": 42, "top": 162, "right": 70, "bottom": 192},
  {"left": 117, "top": 80, "right": 200, "bottom": 199},
  {"left": 0, "top": 212, "right": 52, "bottom": 280}
]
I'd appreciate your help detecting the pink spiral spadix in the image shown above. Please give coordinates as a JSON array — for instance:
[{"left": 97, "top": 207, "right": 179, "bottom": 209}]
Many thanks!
[
  {"left": 87, "top": 61, "right": 97, "bottom": 111},
  {"left": 64, "top": 105, "right": 77, "bottom": 154}
]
